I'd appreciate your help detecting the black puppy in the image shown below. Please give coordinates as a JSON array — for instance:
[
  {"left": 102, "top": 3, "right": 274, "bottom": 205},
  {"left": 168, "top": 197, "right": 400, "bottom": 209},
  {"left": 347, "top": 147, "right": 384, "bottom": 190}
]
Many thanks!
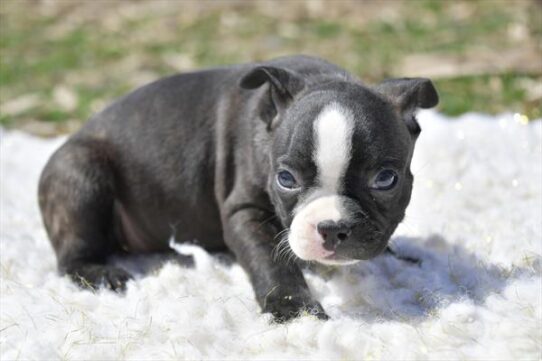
[{"left": 38, "top": 55, "right": 438, "bottom": 321}]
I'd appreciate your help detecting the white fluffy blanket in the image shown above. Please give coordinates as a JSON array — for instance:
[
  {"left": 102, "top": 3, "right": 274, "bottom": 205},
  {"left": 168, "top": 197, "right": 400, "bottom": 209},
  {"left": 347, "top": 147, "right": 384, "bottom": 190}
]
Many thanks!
[{"left": 1, "top": 111, "right": 541, "bottom": 360}]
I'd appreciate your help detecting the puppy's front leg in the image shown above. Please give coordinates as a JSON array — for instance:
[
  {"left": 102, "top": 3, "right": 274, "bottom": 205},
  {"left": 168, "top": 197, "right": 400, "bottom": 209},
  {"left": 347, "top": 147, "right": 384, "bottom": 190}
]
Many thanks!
[{"left": 222, "top": 206, "right": 328, "bottom": 322}]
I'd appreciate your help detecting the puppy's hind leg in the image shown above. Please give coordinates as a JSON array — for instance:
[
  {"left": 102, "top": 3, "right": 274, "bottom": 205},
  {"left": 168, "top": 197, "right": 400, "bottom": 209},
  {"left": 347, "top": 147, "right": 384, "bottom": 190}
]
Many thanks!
[{"left": 38, "top": 138, "right": 131, "bottom": 291}]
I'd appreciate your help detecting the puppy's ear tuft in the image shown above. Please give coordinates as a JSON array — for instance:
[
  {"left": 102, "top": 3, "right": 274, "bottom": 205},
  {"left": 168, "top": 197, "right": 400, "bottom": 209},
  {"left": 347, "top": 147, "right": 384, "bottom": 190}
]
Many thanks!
[
  {"left": 240, "top": 66, "right": 304, "bottom": 96},
  {"left": 376, "top": 77, "right": 439, "bottom": 110},
  {"left": 375, "top": 78, "right": 439, "bottom": 136},
  {"left": 240, "top": 66, "right": 305, "bottom": 130}
]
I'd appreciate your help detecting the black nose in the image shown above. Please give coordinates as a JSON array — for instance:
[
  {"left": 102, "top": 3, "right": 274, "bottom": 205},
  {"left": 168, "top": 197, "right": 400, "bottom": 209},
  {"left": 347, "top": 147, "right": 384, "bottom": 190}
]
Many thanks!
[{"left": 317, "top": 220, "right": 351, "bottom": 251}]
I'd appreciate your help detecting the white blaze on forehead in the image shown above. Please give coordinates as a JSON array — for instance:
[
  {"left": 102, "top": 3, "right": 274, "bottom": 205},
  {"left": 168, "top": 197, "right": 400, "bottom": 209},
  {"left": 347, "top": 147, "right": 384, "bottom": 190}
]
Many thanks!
[
  {"left": 287, "top": 103, "right": 356, "bottom": 263},
  {"left": 313, "top": 103, "right": 355, "bottom": 193}
]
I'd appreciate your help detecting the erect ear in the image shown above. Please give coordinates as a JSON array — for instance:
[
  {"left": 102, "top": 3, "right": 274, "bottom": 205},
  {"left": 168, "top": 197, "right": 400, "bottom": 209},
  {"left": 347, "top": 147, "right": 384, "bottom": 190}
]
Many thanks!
[
  {"left": 375, "top": 78, "right": 439, "bottom": 136},
  {"left": 239, "top": 66, "right": 305, "bottom": 130}
]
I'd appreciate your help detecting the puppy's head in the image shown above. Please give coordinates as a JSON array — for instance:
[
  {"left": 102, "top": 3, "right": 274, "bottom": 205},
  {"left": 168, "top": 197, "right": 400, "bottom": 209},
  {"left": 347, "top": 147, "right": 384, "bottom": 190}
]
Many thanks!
[{"left": 240, "top": 64, "right": 438, "bottom": 265}]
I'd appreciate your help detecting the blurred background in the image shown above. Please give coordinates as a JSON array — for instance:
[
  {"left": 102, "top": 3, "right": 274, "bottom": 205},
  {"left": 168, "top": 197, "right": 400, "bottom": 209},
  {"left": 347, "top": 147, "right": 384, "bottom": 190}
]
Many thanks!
[{"left": 0, "top": 0, "right": 540, "bottom": 136}]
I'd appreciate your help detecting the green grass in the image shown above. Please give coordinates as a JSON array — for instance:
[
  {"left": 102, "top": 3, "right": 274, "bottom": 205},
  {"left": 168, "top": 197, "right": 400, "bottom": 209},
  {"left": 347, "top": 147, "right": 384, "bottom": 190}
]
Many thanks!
[
  {"left": 0, "top": 0, "right": 540, "bottom": 133},
  {"left": 438, "top": 74, "right": 538, "bottom": 117}
]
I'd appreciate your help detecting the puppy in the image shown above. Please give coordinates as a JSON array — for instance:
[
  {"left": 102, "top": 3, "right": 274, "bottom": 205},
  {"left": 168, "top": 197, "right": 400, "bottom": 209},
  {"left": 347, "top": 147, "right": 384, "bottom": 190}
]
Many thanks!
[{"left": 38, "top": 55, "right": 438, "bottom": 321}]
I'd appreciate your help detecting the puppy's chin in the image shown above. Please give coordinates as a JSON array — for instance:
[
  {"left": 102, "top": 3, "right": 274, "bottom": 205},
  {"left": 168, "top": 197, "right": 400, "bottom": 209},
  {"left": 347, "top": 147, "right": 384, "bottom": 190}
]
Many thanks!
[
  {"left": 286, "top": 233, "right": 359, "bottom": 265},
  {"left": 288, "top": 238, "right": 386, "bottom": 265},
  {"left": 317, "top": 256, "right": 360, "bottom": 266}
]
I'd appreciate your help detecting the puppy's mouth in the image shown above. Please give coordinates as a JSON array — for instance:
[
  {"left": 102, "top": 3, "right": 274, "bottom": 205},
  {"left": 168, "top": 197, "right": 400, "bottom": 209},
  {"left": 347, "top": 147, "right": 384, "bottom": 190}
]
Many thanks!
[{"left": 287, "top": 226, "right": 388, "bottom": 265}]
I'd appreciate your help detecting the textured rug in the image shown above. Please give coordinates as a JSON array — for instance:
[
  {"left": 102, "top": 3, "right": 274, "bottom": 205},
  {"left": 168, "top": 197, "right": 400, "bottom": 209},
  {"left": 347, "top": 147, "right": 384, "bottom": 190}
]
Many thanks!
[{"left": 1, "top": 111, "right": 541, "bottom": 360}]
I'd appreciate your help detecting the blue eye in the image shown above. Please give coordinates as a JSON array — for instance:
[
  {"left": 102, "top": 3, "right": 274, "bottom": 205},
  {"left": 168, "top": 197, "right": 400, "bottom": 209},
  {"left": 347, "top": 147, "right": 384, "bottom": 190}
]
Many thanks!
[
  {"left": 371, "top": 169, "right": 398, "bottom": 190},
  {"left": 277, "top": 170, "right": 298, "bottom": 189}
]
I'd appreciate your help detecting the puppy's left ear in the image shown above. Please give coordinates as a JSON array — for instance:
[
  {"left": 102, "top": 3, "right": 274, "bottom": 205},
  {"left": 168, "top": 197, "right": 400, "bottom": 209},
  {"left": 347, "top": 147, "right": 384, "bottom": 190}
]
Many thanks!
[
  {"left": 240, "top": 66, "right": 305, "bottom": 130},
  {"left": 375, "top": 78, "right": 439, "bottom": 136}
]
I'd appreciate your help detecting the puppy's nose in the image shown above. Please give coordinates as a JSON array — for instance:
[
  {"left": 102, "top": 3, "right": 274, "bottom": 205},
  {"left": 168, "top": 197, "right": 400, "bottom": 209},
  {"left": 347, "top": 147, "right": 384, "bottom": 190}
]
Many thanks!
[{"left": 317, "top": 220, "right": 351, "bottom": 251}]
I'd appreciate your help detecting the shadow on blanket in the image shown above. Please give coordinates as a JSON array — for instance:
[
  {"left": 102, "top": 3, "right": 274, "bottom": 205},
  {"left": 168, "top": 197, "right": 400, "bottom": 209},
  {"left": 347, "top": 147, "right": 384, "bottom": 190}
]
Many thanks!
[
  {"left": 307, "top": 234, "right": 530, "bottom": 322},
  {"left": 107, "top": 234, "right": 526, "bottom": 323}
]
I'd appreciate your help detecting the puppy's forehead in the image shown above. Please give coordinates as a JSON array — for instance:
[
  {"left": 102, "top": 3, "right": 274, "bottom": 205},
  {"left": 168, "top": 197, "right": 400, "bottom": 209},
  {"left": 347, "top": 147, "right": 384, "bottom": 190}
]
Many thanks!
[
  {"left": 312, "top": 102, "right": 354, "bottom": 193},
  {"left": 276, "top": 87, "right": 411, "bottom": 171}
]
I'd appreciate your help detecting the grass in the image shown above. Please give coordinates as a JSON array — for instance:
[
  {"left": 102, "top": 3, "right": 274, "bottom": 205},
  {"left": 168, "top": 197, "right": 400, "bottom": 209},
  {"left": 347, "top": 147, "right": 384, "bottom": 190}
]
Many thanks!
[{"left": 0, "top": 0, "right": 540, "bottom": 134}]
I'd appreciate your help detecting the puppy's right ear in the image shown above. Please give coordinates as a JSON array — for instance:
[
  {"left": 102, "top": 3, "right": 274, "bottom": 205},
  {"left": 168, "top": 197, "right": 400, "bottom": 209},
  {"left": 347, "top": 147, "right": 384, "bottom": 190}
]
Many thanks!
[
  {"left": 240, "top": 66, "right": 305, "bottom": 130},
  {"left": 375, "top": 78, "right": 439, "bottom": 137}
]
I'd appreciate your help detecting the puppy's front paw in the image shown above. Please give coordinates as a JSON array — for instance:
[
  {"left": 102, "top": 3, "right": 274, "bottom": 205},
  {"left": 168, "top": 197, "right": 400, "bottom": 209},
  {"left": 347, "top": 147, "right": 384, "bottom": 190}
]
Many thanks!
[
  {"left": 68, "top": 264, "right": 132, "bottom": 292},
  {"left": 263, "top": 293, "right": 329, "bottom": 323}
]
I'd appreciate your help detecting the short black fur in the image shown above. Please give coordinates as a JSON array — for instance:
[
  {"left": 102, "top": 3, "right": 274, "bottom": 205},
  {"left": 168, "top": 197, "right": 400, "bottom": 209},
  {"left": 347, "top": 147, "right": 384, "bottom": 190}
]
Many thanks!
[{"left": 38, "top": 55, "right": 438, "bottom": 321}]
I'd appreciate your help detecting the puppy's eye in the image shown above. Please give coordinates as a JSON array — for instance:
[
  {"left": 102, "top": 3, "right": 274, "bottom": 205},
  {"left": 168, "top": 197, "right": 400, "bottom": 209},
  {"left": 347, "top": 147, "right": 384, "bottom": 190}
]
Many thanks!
[
  {"left": 277, "top": 170, "right": 298, "bottom": 190},
  {"left": 371, "top": 169, "right": 398, "bottom": 190}
]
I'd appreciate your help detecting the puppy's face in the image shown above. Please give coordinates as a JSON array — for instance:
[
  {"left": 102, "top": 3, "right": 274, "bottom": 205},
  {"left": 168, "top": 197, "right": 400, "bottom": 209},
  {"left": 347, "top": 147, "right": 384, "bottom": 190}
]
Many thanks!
[
  {"left": 268, "top": 84, "right": 417, "bottom": 265},
  {"left": 240, "top": 65, "right": 438, "bottom": 265}
]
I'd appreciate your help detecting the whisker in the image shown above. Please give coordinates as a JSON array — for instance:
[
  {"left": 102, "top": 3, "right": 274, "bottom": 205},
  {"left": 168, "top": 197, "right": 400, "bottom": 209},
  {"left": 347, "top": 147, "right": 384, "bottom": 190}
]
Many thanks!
[
  {"left": 256, "top": 214, "right": 278, "bottom": 229},
  {"left": 273, "top": 228, "right": 289, "bottom": 241},
  {"left": 270, "top": 227, "right": 300, "bottom": 267},
  {"left": 412, "top": 160, "right": 432, "bottom": 176},
  {"left": 279, "top": 240, "right": 293, "bottom": 264},
  {"left": 398, "top": 220, "right": 417, "bottom": 233},
  {"left": 286, "top": 248, "right": 298, "bottom": 266},
  {"left": 281, "top": 239, "right": 295, "bottom": 266},
  {"left": 272, "top": 230, "right": 290, "bottom": 262}
]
